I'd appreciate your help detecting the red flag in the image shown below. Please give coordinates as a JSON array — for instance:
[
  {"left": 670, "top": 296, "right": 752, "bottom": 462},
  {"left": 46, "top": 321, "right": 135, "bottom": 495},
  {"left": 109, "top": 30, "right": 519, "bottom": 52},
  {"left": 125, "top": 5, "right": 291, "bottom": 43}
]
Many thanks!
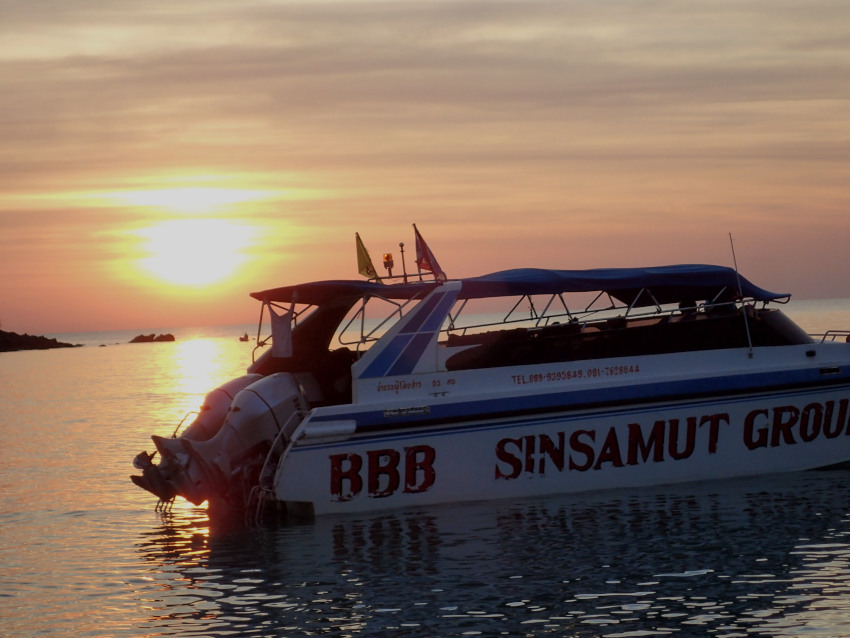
[{"left": 413, "top": 224, "right": 446, "bottom": 281}]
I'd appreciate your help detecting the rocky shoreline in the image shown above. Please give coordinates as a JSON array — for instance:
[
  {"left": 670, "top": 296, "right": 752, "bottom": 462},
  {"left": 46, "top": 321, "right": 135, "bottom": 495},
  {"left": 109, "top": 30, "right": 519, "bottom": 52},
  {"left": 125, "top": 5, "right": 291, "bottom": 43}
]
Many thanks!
[
  {"left": 129, "top": 333, "right": 175, "bottom": 343},
  {"left": 0, "top": 329, "right": 81, "bottom": 352}
]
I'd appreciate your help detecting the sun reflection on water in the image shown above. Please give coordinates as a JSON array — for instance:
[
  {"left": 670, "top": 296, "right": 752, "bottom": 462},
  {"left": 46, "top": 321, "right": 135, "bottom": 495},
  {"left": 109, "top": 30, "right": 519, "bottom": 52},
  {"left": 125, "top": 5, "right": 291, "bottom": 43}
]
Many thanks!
[
  {"left": 172, "top": 338, "right": 225, "bottom": 396},
  {"left": 143, "top": 335, "right": 250, "bottom": 441}
]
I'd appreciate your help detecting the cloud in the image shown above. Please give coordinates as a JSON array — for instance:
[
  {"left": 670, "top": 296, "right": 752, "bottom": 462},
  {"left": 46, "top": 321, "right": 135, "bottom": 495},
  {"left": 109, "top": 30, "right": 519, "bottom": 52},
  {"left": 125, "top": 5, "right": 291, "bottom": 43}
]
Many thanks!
[
  {"left": 5, "top": 1, "right": 849, "bottom": 176},
  {"left": 2, "top": 0, "right": 850, "bottom": 330}
]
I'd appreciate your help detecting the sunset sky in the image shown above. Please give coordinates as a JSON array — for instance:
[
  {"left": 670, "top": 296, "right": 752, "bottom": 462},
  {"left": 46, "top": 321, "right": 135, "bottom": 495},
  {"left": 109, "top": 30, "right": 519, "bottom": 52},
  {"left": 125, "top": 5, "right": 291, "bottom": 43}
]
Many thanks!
[{"left": 2, "top": 0, "right": 849, "bottom": 334}]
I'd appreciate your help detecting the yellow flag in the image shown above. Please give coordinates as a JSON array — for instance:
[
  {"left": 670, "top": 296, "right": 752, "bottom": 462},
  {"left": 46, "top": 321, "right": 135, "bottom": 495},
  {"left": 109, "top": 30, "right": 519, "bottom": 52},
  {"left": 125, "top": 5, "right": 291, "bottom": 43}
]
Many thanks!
[{"left": 355, "top": 233, "right": 381, "bottom": 281}]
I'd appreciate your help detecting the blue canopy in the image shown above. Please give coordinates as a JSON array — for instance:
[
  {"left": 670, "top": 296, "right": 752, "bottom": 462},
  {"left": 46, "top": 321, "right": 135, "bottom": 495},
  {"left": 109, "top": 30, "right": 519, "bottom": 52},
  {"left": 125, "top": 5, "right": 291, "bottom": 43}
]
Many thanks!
[
  {"left": 458, "top": 265, "right": 788, "bottom": 306},
  {"left": 251, "top": 264, "right": 788, "bottom": 307},
  {"left": 251, "top": 279, "right": 438, "bottom": 305}
]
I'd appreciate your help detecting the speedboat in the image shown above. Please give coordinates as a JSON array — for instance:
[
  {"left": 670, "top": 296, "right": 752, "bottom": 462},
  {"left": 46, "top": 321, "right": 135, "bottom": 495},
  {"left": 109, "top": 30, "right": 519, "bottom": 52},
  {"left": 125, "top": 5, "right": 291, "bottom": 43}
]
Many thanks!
[{"left": 131, "top": 253, "right": 850, "bottom": 519}]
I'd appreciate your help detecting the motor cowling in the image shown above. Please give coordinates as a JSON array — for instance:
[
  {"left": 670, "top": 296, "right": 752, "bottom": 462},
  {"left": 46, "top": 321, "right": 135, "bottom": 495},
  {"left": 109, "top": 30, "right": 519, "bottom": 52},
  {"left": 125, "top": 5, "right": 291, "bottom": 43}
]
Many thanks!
[
  {"left": 151, "top": 372, "right": 307, "bottom": 506},
  {"left": 149, "top": 373, "right": 262, "bottom": 463},
  {"left": 180, "top": 374, "right": 263, "bottom": 441}
]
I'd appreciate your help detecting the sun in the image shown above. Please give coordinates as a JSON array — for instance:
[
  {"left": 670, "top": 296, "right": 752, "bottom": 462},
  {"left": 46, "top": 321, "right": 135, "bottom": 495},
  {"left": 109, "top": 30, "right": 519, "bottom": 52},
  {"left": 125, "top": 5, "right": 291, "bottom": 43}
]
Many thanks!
[
  {"left": 135, "top": 219, "right": 256, "bottom": 287},
  {"left": 116, "top": 187, "right": 275, "bottom": 213}
]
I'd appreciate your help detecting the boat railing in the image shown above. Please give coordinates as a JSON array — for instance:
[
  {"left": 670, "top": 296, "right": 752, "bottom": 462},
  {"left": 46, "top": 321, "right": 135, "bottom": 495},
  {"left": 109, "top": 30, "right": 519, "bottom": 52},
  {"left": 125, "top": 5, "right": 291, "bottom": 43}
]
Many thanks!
[
  {"left": 336, "top": 289, "right": 431, "bottom": 352},
  {"left": 251, "top": 300, "right": 313, "bottom": 363},
  {"left": 813, "top": 330, "right": 850, "bottom": 343},
  {"left": 171, "top": 410, "right": 199, "bottom": 438},
  {"left": 138, "top": 410, "right": 198, "bottom": 465},
  {"left": 444, "top": 301, "right": 690, "bottom": 339},
  {"left": 248, "top": 409, "right": 305, "bottom": 525},
  {"left": 337, "top": 300, "right": 405, "bottom": 351},
  {"left": 440, "top": 297, "right": 758, "bottom": 343}
]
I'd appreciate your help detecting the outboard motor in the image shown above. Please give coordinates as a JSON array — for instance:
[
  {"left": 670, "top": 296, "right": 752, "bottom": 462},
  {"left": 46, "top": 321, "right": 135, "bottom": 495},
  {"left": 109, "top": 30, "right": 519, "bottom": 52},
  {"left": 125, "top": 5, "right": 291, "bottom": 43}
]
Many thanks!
[
  {"left": 132, "top": 374, "right": 261, "bottom": 503},
  {"left": 132, "top": 373, "right": 307, "bottom": 508},
  {"left": 179, "top": 374, "right": 263, "bottom": 441}
]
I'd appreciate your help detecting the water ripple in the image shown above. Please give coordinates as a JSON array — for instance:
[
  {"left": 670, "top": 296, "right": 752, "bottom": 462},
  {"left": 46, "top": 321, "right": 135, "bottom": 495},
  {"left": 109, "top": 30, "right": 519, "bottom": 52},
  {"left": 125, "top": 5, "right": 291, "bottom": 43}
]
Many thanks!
[{"left": 113, "top": 471, "right": 850, "bottom": 637}]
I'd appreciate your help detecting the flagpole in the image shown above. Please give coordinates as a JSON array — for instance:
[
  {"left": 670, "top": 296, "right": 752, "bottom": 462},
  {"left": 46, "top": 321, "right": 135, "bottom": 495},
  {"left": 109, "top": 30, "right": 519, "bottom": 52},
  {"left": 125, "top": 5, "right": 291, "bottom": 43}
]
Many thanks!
[{"left": 399, "top": 242, "right": 408, "bottom": 283}]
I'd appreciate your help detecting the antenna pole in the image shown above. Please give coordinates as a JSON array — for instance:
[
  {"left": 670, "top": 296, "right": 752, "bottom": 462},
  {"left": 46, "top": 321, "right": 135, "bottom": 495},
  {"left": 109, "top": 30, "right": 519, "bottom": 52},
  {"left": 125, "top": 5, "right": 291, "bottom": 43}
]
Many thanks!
[{"left": 729, "top": 233, "right": 754, "bottom": 358}]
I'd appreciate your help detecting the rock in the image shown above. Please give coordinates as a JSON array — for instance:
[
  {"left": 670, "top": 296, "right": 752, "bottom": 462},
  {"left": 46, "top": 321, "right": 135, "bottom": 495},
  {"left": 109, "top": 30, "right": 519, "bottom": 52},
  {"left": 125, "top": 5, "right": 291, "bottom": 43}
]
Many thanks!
[
  {"left": 129, "top": 333, "right": 175, "bottom": 343},
  {"left": 0, "top": 330, "right": 80, "bottom": 352}
]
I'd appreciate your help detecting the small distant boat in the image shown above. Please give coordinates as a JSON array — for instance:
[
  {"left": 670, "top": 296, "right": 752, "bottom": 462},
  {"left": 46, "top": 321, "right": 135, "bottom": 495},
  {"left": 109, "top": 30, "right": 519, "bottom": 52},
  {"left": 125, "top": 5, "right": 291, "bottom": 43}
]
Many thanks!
[
  {"left": 239, "top": 333, "right": 250, "bottom": 342},
  {"left": 131, "top": 229, "right": 850, "bottom": 520}
]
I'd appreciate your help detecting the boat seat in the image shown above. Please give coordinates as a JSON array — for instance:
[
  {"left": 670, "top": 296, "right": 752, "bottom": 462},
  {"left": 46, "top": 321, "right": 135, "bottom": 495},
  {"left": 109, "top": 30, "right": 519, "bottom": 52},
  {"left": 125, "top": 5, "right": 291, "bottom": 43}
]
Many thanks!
[
  {"left": 605, "top": 316, "right": 627, "bottom": 329},
  {"left": 446, "top": 328, "right": 525, "bottom": 348},
  {"left": 315, "top": 347, "right": 356, "bottom": 406}
]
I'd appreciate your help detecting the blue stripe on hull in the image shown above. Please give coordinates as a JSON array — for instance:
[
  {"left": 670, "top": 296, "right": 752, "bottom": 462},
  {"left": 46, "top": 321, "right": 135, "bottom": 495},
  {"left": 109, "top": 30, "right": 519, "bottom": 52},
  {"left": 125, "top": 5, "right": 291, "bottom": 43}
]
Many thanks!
[
  {"left": 387, "top": 332, "right": 433, "bottom": 376},
  {"left": 398, "top": 292, "right": 445, "bottom": 334},
  {"left": 298, "top": 381, "right": 850, "bottom": 451},
  {"left": 358, "top": 333, "right": 413, "bottom": 378},
  {"left": 312, "top": 367, "right": 850, "bottom": 434}
]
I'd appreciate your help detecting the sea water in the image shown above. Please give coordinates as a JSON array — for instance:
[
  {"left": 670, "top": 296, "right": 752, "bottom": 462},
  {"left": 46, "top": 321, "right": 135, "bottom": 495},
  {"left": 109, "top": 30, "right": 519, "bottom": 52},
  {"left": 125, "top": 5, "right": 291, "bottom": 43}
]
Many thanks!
[{"left": 2, "top": 299, "right": 850, "bottom": 637}]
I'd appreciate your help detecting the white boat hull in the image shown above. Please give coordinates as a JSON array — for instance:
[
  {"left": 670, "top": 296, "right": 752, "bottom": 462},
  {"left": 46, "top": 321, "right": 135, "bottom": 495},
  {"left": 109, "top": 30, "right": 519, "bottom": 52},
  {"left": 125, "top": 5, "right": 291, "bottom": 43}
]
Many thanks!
[{"left": 276, "top": 382, "right": 850, "bottom": 515}]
